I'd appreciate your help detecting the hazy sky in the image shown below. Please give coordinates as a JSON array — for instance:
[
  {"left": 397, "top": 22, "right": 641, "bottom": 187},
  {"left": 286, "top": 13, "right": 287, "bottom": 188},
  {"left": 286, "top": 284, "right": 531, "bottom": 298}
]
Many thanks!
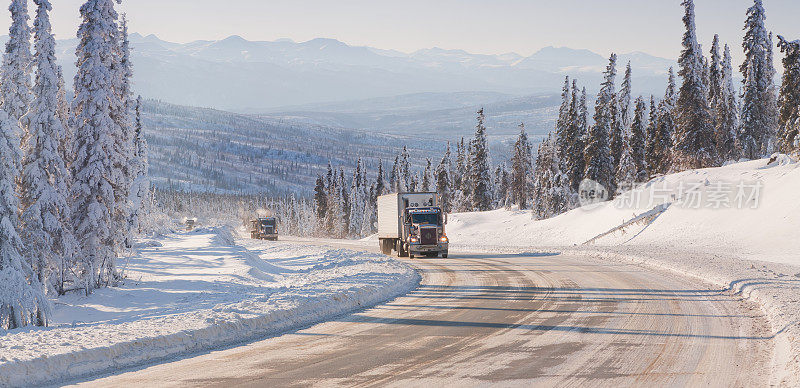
[{"left": 26, "top": 0, "right": 800, "bottom": 64}]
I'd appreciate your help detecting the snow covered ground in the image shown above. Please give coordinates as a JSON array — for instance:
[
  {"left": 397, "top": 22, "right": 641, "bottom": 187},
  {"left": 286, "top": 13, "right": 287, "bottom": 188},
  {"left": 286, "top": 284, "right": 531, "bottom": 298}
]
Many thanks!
[
  {"left": 450, "top": 156, "right": 799, "bottom": 265},
  {"left": 447, "top": 156, "right": 800, "bottom": 385},
  {"left": 0, "top": 226, "right": 419, "bottom": 387}
]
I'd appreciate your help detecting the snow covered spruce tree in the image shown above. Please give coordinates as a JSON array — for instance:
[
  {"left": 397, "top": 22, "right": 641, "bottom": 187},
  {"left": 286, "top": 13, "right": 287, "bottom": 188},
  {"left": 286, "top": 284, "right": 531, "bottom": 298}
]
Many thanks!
[
  {"left": 128, "top": 96, "right": 150, "bottom": 234},
  {"left": 313, "top": 175, "right": 327, "bottom": 233},
  {"left": 567, "top": 86, "right": 589, "bottom": 189},
  {"left": 584, "top": 54, "right": 617, "bottom": 196},
  {"left": 493, "top": 164, "right": 510, "bottom": 208},
  {"left": 348, "top": 158, "right": 366, "bottom": 237},
  {"left": 20, "top": 0, "right": 79, "bottom": 296},
  {"left": 71, "top": 0, "right": 128, "bottom": 291},
  {"left": 112, "top": 13, "right": 136, "bottom": 252},
  {"left": 645, "top": 95, "right": 660, "bottom": 175},
  {"left": 777, "top": 36, "right": 800, "bottom": 154},
  {"left": 533, "top": 134, "right": 569, "bottom": 219},
  {"left": 615, "top": 135, "right": 636, "bottom": 189},
  {"left": 649, "top": 70, "right": 677, "bottom": 175},
  {"left": 2, "top": 0, "right": 32, "bottom": 123},
  {"left": 0, "top": 107, "right": 50, "bottom": 329},
  {"left": 422, "top": 158, "right": 432, "bottom": 192},
  {"left": 630, "top": 97, "right": 649, "bottom": 182},
  {"left": 0, "top": 0, "right": 52, "bottom": 329},
  {"left": 400, "top": 146, "right": 411, "bottom": 192},
  {"left": 375, "top": 159, "right": 386, "bottom": 197},
  {"left": 389, "top": 156, "right": 400, "bottom": 193},
  {"left": 715, "top": 44, "right": 741, "bottom": 161},
  {"left": 740, "top": 0, "right": 778, "bottom": 159},
  {"left": 708, "top": 35, "right": 723, "bottom": 112},
  {"left": 555, "top": 76, "right": 571, "bottom": 151},
  {"left": 672, "top": 0, "right": 718, "bottom": 171},
  {"left": 619, "top": 62, "right": 633, "bottom": 132},
  {"left": 435, "top": 143, "right": 452, "bottom": 212},
  {"left": 469, "top": 108, "right": 492, "bottom": 211},
  {"left": 510, "top": 123, "right": 532, "bottom": 209}
]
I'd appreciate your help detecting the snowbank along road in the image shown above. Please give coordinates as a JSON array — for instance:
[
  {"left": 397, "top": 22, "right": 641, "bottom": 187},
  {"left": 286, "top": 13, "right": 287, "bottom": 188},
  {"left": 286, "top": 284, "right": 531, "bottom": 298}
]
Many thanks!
[{"left": 75, "top": 238, "right": 774, "bottom": 387}]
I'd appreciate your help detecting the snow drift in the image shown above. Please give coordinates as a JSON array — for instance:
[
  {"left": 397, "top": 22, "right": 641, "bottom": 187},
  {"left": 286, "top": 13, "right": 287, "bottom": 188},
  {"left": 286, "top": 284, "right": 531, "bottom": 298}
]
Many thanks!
[
  {"left": 0, "top": 227, "right": 419, "bottom": 387},
  {"left": 450, "top": 156, "right": 799, "bottom": 265}
]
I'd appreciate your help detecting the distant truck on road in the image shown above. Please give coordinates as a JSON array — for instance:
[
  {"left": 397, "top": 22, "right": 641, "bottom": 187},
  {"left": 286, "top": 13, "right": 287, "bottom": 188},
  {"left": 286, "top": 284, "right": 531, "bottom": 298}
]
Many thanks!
[
  {"left": 378, "top": 192, "right": 448, "bottom": 258},
  {"left": 250, "top": 217, "right": 278, "bottom": 241}
]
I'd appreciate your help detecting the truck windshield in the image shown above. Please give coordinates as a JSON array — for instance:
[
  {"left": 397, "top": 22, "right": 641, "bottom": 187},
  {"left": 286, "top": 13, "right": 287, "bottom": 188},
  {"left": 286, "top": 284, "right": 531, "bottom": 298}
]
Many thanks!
[
  {"left": 410, "top": 213, "right": 440, "bottom": 225},
  {"left": 261, "top": 220, "right": 276, "bottom": 227}
]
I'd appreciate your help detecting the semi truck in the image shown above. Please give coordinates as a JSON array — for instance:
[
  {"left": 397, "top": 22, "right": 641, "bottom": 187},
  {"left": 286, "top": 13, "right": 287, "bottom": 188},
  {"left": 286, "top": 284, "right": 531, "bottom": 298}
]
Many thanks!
[
  {"left": 250, "top": 217, "right": 278, "bottom": 241},
  {"left": 377, "top": 192, "right": 448, "bottom": 258}
]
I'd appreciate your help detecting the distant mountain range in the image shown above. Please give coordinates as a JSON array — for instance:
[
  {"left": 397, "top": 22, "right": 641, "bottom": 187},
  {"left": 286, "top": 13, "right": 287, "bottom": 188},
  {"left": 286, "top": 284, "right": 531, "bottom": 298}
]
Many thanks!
[{"left": 25, "top": 34, "right": 677, "bottom": 112}]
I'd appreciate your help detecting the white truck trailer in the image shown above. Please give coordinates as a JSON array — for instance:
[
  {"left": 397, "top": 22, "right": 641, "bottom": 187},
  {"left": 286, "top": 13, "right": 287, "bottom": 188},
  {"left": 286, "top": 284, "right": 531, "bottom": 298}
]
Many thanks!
[{"left": 377, "top": 192, "right": 448, "bottom": 258}]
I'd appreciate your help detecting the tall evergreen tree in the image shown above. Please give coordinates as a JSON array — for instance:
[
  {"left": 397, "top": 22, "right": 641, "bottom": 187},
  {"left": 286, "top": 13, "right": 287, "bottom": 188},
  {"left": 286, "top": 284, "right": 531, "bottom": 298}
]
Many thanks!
[
  {"left": 609, "top": 94, "right": 623, "bottom": 186},
  {"left": 400, "top": 146, "right": 411, "bottom": 192},
  {"left": 534, "top": 134, "right": 569, "bottom": 218},
  {"left": 584, "top": 54, "right": 617, "bottom": 195},
  {"left": 510, "top": 123, "right": 532, "bottom": 209},
  {"left": 313, "top": 175, "right": 327, "bottom": 223},
  {"left": 0, "top": 110, "right": 50, "bottom": 329},
  {"left": 113, "top": 14, "right": 135, "bottom": 252},
  {"left": 2, "top": 0, "right": 32, "bottom": 123},
  {"left": 0, "top": 0, "right": 52, "bottom": 329},
  {"left": 708, "top": 34, "right": 723, "bottom": 108},
  {"left": 469, "top": 108, "right": 492, "bottom": 211},
  {"left": 71, "top": 0, "right": 126, "bottom": 290},
  {"left": 630, "top": 97, "right": 648, "bottom": 182},
  {"left": 338, "top": 169, "right": 349, "bottom": 238},
  {"left": 777, "top": 36, "right": 800, "bottom": 153},
  {"left": 375, "top": 159, "right": 386, "bottom": 197},
  {"left": 20, "top": 0, "right": 79, "bottom": 296},
  {"left": 533, "top": 137, "right": 552, "bottom": 219},
  {"left": 739, "top": 0, "right": 778, "bottom": 159},
  {"left": 615, "top": 135, "right": 637, "bottom": 189},
  {"left": 645, "top": 95, "right": 660, "bottom": 175},
  {"left": 556, "top": 76, "right": 571, "bottom": 152},
  {"left": 422, "top": 158, "right": 432, "bottom": 192},
  {"left": 389, "top": 156, "right": 399, "bottom": 193},
  {"left": 715, "top": 44, "right": 741, "bottom": 161},
  {"left": 128, "top": 96, "right": 149, "bottom": 236},
  {"left": 348, "top": 159, "right": 365, "bottom": 237},
  {"left": 564, "top": 81, "right": 586, "bottom": 192},
  {"left": 619, "top": 62, "right": 633, "bottom": 130},
  {"left": 493, "top": 163, "right": 510, "bottom": 208},
  {"left": 672, "top": 0, "right": 717, "bottom": 170},
  {"left": 435, "top": 143, "right": 452, "bottom": 212}
]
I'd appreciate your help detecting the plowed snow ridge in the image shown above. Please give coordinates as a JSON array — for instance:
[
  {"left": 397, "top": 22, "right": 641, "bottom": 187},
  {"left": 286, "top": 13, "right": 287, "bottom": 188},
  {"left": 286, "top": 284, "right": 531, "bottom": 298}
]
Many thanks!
[{"left": 0, "top": 226, "right": 419, "bottom": 387}]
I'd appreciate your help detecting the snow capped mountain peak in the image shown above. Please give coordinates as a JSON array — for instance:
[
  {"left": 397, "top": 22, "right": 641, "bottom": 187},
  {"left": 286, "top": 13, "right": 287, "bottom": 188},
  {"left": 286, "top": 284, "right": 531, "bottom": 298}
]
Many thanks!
[{"left": 49, "top": 33, "right": 676, "bottom": 110}]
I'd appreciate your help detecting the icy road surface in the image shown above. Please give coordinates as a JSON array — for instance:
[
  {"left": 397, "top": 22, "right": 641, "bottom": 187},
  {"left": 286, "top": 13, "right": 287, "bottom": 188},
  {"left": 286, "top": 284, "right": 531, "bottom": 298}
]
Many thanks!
[{"left": 76, "top": 239, "right": 773, "bottom": 387}]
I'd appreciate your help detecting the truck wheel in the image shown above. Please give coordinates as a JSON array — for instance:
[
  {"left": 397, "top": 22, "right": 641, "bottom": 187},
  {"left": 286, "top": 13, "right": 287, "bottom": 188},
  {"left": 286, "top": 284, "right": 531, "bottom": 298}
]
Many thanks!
[
  {"left": 379, "top": 239, "right": 390, "bottom": 255},
  {"left": 396, "top": 241, "right": 408, "bottom": 257},
  {"left": 442, "top": 253, "right": 448, "bottom": 258}
]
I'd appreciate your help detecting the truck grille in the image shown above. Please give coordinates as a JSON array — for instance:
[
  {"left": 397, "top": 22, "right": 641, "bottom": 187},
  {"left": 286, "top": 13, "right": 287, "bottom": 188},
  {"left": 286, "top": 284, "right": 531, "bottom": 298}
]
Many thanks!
[{"left": 420, "top": 227, "right": 437, "bottom": 245}]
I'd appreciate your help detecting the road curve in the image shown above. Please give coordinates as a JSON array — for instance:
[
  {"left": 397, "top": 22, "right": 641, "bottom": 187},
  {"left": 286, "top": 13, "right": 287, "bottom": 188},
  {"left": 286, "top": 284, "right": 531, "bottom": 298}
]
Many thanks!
[{"left": 75, "top": 243, "right": 773, "bottom": 387}]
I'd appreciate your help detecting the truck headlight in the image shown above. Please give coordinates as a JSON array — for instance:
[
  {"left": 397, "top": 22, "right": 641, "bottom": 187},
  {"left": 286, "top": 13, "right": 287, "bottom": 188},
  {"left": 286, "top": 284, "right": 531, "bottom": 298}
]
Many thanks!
[
  {"left": 440, "top": 236, "right": 448, "bottom": 243},
  {"left": 409, "top": 237, "right": 419, "bottom": 243}
]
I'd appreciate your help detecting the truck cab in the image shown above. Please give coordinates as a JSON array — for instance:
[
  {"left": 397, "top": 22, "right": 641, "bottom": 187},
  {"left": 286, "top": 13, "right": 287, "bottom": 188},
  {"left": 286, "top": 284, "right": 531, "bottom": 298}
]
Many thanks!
[
  {"left": 250, "top": 217, "right": 278, "bottom": 241},
  {"left": 405, "top": 207, "right": 448, "bottom": 258},
  {"left": 378, "top": 192, "right": 449, "bottom": 258}
]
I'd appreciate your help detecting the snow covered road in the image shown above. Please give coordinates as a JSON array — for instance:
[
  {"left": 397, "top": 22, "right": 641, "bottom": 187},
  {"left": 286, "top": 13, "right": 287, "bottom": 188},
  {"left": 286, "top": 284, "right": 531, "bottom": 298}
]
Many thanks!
[{"left": 76, "top": 240, "right": 774, "bottom": 387}]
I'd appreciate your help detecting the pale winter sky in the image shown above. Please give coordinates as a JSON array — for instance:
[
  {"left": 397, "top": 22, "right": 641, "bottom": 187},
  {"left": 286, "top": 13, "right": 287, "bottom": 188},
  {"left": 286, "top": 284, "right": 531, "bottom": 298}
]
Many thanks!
[{"left": 18, "top": 0, "right": 800, "bottom": 64}]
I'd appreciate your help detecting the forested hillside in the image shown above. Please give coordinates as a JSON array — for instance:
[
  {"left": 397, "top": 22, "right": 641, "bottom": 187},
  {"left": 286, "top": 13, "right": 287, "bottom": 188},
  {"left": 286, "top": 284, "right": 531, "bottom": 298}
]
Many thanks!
[{"left": 142, "top": 100, "right": 447, "bottom": 195}]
